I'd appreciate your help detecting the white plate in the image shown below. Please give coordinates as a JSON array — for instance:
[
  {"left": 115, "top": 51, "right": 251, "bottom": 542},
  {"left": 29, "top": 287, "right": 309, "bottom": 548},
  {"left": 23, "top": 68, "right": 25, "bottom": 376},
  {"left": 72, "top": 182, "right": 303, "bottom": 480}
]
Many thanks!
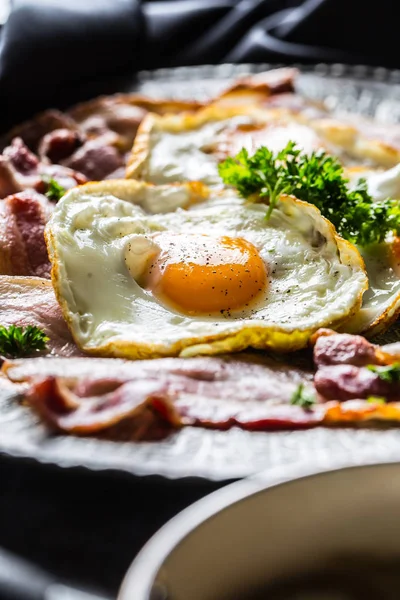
[{"left": 3, "top": 63, "right": 400, "bottom": 481}]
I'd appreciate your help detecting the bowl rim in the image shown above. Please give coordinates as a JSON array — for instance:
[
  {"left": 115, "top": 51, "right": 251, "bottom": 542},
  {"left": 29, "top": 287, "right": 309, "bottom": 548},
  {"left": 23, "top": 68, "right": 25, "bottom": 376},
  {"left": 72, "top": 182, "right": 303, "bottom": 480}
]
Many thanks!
[{"left": 118, "top": 454, "right": 400, "bottom": 599}]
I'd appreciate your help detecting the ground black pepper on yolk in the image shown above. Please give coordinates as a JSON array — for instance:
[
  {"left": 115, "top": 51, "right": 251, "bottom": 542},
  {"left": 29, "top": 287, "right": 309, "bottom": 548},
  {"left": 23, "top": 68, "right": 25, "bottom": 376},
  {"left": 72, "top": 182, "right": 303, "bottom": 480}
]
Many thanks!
[{"left": 141, "top": 233, "right": 268, "bottom": 316}]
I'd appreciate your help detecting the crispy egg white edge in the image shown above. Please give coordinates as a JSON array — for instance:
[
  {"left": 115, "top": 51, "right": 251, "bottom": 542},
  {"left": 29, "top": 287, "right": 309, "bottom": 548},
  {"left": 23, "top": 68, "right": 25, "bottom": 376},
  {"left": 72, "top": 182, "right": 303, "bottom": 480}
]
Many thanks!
[
  {"left": 341, "top": 165, "right": 400, "bottom": 336},
  {"left": 340, "top": 241, "right": 400, "bottom": 337},
  {"left": 46, "top": 182, "right": 367, "bottom": 359}
]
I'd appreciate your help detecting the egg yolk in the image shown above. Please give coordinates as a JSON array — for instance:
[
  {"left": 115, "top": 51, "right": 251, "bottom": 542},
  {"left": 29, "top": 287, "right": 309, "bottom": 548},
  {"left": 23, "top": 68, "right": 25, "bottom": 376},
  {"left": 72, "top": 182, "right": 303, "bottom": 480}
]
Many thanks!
[{"left": 145, "top": 233, "right": 267, "bottom": 315}]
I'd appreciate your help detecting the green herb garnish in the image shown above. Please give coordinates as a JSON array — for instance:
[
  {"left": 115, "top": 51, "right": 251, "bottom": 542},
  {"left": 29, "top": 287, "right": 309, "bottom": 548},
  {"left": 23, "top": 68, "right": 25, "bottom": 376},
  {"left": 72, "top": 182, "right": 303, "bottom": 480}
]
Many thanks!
[
  {"left": 0, "top": 325, "right": 49, "bottom": 358},
  {"left": 43, "top": 177, "right": 66, "bottom": 202},
  {"left": 366, "top": 396, "right": 387, "bottom": 405},
  {"left": 290, "top": 383, "right": 316, "bottom": 409},
  {"left": 366, "top": 363, "right": 400, "bottom": 383},
  {"left": 218, "top": 142, "right": 400, "bottom": 246}
]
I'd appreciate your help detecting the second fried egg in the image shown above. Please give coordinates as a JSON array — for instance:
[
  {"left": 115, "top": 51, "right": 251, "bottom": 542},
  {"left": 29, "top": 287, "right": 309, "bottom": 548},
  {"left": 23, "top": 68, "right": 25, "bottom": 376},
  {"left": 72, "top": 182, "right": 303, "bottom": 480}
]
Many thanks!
[{"left": 342, "top": 165, "right": 400, "bottom": 336}]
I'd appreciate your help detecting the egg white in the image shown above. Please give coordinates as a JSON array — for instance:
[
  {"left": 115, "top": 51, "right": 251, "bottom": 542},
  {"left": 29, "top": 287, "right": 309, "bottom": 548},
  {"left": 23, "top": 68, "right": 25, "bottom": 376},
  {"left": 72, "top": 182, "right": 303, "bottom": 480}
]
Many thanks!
[
  {"left": 46, "top": 182, "right": 367, "bottom": 359},
  {"left": 126, "top": 105, "right": 334, "bottom": 187},
  {"left": 341, "top": 165, "right": 400, "bottom": 335},
  {"left": 342, "top": 241, "right": 400, "bottom": 335}
]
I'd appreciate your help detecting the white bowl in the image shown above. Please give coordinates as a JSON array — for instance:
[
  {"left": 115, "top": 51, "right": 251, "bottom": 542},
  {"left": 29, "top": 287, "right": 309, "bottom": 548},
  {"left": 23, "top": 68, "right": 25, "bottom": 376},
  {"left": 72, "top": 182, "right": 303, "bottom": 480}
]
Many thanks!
[{"left": 119, "top": 458, "right": 400, "bottom": 600}]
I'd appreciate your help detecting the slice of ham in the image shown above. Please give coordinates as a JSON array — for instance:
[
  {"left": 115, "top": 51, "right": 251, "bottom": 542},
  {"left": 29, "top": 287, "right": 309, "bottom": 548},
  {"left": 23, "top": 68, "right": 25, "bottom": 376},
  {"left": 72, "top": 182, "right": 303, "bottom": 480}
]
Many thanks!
[
  {"left": 0, "top": 276, "right": 81, "bottom": 357},
  {"left": 0, "top": 191, "right": 52, "bottom": 277}
]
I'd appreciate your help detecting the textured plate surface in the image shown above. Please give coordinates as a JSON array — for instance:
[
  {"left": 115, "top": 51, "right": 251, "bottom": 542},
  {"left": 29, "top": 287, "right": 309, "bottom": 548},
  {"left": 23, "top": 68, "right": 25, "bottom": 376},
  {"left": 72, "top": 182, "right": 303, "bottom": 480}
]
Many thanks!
[{"left": 3, "top": 63, "right": 400, "bottom": 481}]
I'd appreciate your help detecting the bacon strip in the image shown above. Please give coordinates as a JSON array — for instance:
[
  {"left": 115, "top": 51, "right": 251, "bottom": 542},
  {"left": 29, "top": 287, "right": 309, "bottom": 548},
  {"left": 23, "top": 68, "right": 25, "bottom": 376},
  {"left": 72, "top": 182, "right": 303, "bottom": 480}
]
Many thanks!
[
  {"left": 0, "top": 276, "right": 81, "bottom": 357},
  {"left": 6, "top": 354, "right": 321, "bottom": 433},
  {"left": 0, "top": 191, "right": 52, "bottom": 277},
  {"left": 9, "top": 331, "right": 400, "bottom": 435},
  {"left": 27, "top": 376, "right": 175, "bottom": 434},
  {"left": 26, "top": 373, "right": 322, "bottom": 435}
]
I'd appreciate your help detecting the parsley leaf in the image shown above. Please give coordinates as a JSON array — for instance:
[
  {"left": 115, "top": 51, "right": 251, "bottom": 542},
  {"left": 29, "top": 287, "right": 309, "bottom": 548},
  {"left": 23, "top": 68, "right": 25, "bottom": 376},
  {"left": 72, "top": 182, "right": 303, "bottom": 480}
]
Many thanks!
[
  {"left": 0, "top": 325, "right": 49, "bottom": 358},
  {"left": 290, "top": 383, "right": 316, "bottom": 409},
  {"left": 43, "top": 177, "right": 66, "bottom": 202},
  {"left": 367, "top": 363, "right": 400, "bottom": 383},
  {"left": 218, "top": 142, "right": 400, "bottom": 246}
]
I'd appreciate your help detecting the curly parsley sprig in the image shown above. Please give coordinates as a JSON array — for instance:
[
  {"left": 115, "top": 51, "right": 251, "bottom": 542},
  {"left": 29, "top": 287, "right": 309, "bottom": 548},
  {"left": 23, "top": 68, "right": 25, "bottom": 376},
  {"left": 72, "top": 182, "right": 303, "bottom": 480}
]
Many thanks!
[
  {"left": 218, "top": 141, "right": 400, "bottom": 246},
  {"left": 42, "top": 176, "right": 66, "bottom": 202},
  {"left": 0, "top": 325, "right": 49, "bottom": 358},
  {"left": 290, "top": 383, "right": 316, "bottom": 409},
  {"left": 367, "top": 363, "right": 400, "bottom": 383}
]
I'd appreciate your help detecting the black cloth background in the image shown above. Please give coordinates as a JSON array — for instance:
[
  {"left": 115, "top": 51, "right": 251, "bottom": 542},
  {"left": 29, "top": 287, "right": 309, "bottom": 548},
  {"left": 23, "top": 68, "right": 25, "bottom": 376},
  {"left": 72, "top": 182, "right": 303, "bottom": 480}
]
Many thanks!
[
  {"left": 0, "top": 0, "right": 398, "bottom": 130},
  {"left": 0, "top": 455, "right": 224, "bottom": 597},
  {"left": 0, "top": 0, "right": 398, "bottom": 597}
]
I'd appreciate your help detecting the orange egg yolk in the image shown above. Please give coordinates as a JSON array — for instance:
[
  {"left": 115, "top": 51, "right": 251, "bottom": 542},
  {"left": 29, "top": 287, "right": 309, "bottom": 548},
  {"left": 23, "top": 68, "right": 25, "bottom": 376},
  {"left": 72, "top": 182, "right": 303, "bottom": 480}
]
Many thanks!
[{"left": 144, "top": 233, "right": 267, "bottom": 315}]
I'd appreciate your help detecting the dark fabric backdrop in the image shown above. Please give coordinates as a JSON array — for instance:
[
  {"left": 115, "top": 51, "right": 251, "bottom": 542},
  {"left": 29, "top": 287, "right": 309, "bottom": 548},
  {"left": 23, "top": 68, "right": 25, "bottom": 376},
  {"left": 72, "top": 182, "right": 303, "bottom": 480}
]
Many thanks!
[
  {"left": 0, "top": 0, "right": 397, "bottom": 129},
  {"left": 0, "top": 0, "right": 398, "bottom": 597},
  {"left": 0, "top": 455, "right": 225, "bottom": 597}
]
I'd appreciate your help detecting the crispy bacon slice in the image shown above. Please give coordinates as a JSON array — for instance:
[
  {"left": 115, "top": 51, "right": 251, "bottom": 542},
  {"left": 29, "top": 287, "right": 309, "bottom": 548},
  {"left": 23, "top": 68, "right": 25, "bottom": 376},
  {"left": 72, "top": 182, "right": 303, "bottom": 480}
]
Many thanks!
[
  {"left": 27, "top": 377, "right": 175, "bottom": 434},
  {"left": 7, "top": 354, "right": 319, "bottom": 433},
  {"left": 68, "top": 97, "right": 147, "bottom": 153},
  {"left": 9, "top": 331, "right": 400, "bottom": 436},
  {"left": 0, "top": 276, "right": 81, "bottom": 357}
]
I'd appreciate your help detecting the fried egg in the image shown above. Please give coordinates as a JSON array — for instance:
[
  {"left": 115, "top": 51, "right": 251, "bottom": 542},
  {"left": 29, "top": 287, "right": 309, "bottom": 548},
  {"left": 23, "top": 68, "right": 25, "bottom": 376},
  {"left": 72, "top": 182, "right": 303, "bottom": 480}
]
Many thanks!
[
  {"left": 340, "top": 164, "right": 400, "bottom": 335},
  {"left": 127, "top": 102, "right": 400, "bottom": 188},
  {"left": 126, "top": 105, "right": 336, "bottom": 186},
  {"left": 46, "top": 181, "right": 367, "bottom": 359}
]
